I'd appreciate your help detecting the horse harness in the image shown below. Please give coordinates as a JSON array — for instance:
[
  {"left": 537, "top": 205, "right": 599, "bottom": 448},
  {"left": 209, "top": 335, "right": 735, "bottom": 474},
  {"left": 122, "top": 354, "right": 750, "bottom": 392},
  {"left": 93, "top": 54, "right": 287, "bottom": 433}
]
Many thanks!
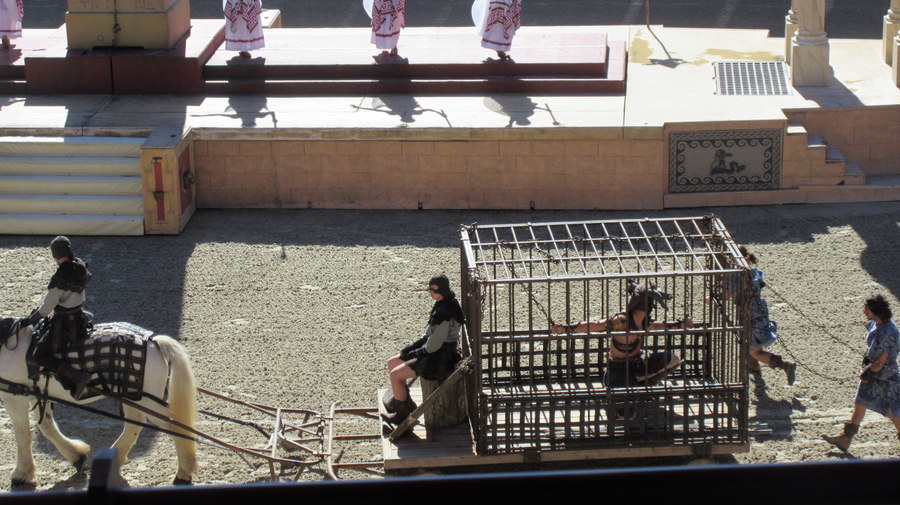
[{"left": 1, "top": 318, "right": 168, "bottom": 407}]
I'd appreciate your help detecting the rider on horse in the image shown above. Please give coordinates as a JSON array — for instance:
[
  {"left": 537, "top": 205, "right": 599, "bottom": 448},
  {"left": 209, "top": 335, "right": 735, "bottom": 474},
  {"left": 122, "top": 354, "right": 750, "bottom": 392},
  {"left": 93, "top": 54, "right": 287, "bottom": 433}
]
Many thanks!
[{"left": 21, "top": 236, "right": 93, "bottom": 399}]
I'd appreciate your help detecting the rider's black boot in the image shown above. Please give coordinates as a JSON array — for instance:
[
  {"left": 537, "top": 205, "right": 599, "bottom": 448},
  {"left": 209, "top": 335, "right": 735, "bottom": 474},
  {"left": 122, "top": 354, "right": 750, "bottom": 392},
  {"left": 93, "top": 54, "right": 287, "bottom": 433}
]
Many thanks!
[{"left": 57, "top": 363, "right": 91, "bottom": 400}]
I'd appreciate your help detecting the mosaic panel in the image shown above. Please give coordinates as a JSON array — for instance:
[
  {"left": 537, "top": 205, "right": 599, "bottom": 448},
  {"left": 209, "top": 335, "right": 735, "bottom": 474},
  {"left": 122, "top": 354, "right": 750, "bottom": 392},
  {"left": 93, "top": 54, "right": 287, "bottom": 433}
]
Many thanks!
[{"left": 668, "top": 129, "right": 782, "bottom": 193}]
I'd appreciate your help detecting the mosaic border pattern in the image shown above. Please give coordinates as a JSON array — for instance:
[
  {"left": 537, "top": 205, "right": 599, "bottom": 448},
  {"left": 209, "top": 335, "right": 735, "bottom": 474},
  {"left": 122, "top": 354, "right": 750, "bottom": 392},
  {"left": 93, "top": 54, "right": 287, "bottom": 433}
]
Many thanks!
[{"left": 668, "top": 129, "right": 782, "bottom": 193}]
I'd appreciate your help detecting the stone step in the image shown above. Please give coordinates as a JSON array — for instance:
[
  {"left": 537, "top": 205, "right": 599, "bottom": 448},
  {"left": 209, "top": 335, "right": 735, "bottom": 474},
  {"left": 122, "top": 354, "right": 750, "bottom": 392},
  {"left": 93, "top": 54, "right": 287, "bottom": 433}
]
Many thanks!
[
  {"left": 842, "top": 161, "right": 866, "bottom": 186},
  {"left": 0, "top": 213, "right": 143, "bottom": 236},
  {"left": 786, "top": 122, "right": 807, "bottom": 136},
  {"left": 825, "top": 147, "right": 846, "bottom": 163},
  {"left": 664, "top": 183, "right": 900, "bottom": 208},
  {"left": 0, "top": 194, "right": 143, "bottom": 215},
  {"left": 203, "top": 75, "right": 627, "bottom": 95},
  {"left": 866, "top": 175, "right": 900, "bottom": 187},
  {"left": 0, "top": 137, "right": 145, "bottom": 157},
  {"left": 0, "top": 174, "right": 143, "bottom": 195},
  {"left": 0, "top": 78, "right": 26, "bottom": 95},
  {"left": 806, "top": 133, "right": 827, "bottom": 149},
  {"left": 0, "top": 156, "right": 141, "bottom": 176}
]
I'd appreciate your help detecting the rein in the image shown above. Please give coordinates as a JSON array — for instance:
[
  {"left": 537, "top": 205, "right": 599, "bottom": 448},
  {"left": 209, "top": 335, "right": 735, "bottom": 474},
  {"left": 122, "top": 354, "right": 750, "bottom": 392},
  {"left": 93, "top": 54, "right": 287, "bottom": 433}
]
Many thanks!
[{"left": 0, "top": 374, "right": 196, "bottom": 442}]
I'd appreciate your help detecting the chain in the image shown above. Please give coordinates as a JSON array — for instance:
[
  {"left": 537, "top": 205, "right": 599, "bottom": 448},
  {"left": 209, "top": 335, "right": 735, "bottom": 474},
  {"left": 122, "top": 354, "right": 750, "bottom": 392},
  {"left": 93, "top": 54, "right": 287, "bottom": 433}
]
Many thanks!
[{"left": 765, "top": 282, "right": 862, "bottom": 383}]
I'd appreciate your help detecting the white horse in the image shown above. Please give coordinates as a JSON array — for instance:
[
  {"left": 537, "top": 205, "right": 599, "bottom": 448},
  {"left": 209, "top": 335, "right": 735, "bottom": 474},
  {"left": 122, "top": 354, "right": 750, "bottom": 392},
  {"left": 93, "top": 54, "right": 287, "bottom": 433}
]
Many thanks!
[{"left": 0, "top": 317, "right": 197, "bottom": 489}]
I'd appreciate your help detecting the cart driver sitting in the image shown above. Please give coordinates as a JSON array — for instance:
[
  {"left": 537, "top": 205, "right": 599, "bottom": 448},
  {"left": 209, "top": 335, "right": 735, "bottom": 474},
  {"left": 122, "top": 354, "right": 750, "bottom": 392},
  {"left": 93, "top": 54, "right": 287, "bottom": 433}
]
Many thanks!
[{"left": 551, "top": 280, "right": 691, "bottom": 387}]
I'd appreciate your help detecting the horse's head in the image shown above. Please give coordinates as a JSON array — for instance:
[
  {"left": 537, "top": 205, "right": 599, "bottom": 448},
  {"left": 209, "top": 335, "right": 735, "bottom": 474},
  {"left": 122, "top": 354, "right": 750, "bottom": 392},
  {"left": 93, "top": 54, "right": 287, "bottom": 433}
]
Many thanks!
[{"left": 0, "top": 316, "right": 28, "bottom": 346}]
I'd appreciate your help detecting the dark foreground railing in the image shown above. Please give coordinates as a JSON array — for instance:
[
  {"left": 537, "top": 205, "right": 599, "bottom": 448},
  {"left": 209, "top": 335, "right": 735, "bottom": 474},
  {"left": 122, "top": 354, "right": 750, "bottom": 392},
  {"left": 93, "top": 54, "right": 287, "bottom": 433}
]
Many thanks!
[{"left": 4, "top": 448, "right": 897, "bottom": 505}]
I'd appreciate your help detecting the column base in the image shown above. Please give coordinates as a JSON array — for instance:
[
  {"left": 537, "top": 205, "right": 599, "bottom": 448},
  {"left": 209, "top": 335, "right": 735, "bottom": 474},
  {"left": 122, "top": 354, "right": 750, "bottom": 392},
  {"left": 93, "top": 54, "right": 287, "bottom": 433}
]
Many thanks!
[{"left": 790, "top": 41, "right": 833, "bottom": 86}]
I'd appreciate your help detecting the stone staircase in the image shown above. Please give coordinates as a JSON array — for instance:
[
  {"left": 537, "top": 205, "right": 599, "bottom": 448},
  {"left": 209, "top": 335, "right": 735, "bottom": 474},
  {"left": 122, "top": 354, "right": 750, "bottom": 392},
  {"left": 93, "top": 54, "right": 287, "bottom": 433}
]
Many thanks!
[
  {"left": 0, "top": 136, "right": 146, "bottom": 235},
  {"left": 784, "top": 122, "right": 865, "bottom": 187}
]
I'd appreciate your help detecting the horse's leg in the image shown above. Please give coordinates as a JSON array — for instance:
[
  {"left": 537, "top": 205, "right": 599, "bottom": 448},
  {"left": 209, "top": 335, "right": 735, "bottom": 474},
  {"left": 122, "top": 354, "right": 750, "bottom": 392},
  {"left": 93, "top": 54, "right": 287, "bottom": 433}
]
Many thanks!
[
  {"left": 110, "top": 404, "right": 146, "bottom": 466},
  {"left": 2, "top": 393, "right": 37, "bottom": 488},
  {"left": 169, "top": 417, "right": 197, "bottom": 486},
  {"left": 35, "top": 403, "right": 91, "bottom": 472}
]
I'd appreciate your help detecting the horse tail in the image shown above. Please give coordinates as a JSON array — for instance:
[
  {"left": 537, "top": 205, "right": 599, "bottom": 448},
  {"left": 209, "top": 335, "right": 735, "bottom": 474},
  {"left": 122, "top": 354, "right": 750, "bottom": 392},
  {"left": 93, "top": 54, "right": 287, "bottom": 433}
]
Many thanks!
[{"left": 153, "top": 335, "right": 197, "bottom": 476}]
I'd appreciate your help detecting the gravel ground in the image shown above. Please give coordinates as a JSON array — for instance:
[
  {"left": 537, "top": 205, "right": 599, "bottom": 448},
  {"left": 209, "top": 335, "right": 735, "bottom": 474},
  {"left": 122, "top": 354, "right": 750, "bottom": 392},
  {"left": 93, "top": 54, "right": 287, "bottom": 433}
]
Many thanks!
[{"left": 1, "top": 202, "right": 898, "bottom": 491}]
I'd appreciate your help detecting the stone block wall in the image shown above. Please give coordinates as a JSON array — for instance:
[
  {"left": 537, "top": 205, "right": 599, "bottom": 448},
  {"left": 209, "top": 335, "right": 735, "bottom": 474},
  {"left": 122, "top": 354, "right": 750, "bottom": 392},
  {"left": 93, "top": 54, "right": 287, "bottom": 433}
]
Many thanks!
[{"left": 192, "top": 137, "right": 667, "bottom": 210}]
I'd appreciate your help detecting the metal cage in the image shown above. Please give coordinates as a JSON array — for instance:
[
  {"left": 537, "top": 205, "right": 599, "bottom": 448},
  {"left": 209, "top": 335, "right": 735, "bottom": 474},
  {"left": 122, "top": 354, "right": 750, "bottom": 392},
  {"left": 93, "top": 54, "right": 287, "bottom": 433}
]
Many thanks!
[{"left": 459, "top": 215, "right": 751, "bottom": 458}]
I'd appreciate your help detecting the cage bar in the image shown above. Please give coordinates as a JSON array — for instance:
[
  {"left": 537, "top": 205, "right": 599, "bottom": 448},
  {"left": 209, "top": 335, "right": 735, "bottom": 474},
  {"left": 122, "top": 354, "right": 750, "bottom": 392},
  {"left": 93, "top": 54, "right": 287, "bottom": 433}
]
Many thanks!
[{"left": 459, "top": 215, "right": 750, "bottom": 457}]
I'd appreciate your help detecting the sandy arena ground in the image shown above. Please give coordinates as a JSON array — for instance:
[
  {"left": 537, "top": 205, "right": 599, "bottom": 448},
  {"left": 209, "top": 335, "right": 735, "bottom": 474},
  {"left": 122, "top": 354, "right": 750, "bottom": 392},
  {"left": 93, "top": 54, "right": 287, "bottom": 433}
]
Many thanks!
[{"left": 0, "top": 202, "right": 899, "bottom": 490}]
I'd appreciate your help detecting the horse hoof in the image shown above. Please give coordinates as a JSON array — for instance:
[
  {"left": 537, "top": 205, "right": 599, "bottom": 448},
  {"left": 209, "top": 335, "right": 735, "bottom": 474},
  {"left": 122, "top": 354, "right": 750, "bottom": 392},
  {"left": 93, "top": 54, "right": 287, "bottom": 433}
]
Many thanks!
[
  {"left": 73, "top": 455, "right": 87, "bottom": 473},
  {"left": 172, "top": 477, "right": 192, "bottom": 486},
  {"left": 10, "top": 478, "right": 36, "bottom": 491}
]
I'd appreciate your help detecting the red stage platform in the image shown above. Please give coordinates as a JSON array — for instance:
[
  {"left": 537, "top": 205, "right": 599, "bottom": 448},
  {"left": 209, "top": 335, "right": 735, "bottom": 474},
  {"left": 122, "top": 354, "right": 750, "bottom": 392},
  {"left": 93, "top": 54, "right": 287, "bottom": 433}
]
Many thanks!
[
  {"left": 0, "top": 25, "right": 626, "bottom": 95},
  {"left": 0, "top": 20, "right": 223, "bottom": 95},
  {"left": 202, "top": 28, "right": 626, "bottom": 95}
]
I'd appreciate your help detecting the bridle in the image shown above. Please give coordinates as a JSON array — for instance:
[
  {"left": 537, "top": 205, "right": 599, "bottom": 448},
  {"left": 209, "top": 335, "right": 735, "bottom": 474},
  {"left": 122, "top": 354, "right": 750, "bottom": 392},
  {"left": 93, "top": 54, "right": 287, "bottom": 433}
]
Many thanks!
[{"left": 0, "top": 317, "right": 22, "bottom": 351}]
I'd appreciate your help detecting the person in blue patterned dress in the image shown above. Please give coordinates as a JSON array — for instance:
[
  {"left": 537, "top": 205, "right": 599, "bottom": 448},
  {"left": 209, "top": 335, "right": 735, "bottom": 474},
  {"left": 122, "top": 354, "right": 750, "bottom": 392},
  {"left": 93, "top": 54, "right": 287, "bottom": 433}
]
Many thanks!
[
  {"left": 727, "top": 246, "right": 796, "bottom": 385},
  {"left": 822, "top": 294, "right": 900, "bottom": 452}
]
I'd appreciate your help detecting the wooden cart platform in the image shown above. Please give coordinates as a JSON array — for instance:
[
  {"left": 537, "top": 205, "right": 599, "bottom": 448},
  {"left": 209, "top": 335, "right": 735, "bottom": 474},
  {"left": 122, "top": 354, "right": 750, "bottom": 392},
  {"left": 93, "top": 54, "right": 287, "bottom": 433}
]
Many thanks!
[{"left": 379, "top": 384, "right": 749, "bottom": 472}]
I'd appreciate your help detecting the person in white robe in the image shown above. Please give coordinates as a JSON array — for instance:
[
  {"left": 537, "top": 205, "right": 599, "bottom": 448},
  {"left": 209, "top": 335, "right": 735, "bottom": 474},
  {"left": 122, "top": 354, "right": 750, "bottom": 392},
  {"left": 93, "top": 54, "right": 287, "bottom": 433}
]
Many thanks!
[
  {"left": 0, "top": 0, "right": 23, "bottom": 49},
  {"left": 477, "top": 0, "right": 521, "bottom": 60},
  {"left": 371, "top": 0, "right": 405, "bottom": 57},
  {"left": 224, "top": 0, "right": 265, "bottom": 58}
]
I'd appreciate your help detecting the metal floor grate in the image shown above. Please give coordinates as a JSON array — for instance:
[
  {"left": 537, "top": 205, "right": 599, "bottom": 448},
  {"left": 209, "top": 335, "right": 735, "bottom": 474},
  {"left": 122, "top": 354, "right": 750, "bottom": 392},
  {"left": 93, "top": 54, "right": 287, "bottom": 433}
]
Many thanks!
[{"left": 714, "top": 61, "right": 791, "bottom": 96}]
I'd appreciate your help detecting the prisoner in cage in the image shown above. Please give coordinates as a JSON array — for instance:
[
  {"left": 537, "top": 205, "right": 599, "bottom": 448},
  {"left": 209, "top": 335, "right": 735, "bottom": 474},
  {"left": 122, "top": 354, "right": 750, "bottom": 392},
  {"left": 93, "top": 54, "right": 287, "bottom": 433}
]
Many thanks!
[
  {"left": 0, "top": 0, "right": 23, "bottom": 49},
  {"left": 384, "top": 274, "right": 464, "bottom": 425},
  {"left": 21, "top": 236, "right": 94, "bottom": 399},
  {"left": 822, "top": 294, "right": 900, "bottom": 452},
  {"left": 224, "top": 0, "right": 265, "bottom": 58},
  {"left": 369, "top": 0, "right": 405, "bottom": 59},
  {"left": 722, "top": 246, "right": 796, "bottom": 385},
  {"left": 551, "top": 280, "right": 691, "bottom": 387},
  {"left": 475, "top": 0, "right": 521, "bottom": 60}
]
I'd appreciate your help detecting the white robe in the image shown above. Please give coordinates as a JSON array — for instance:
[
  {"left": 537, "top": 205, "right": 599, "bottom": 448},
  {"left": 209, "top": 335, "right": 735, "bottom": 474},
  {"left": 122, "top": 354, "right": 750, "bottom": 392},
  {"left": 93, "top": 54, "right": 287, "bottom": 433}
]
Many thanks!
[
  {"left": 479, "top": 0, "right": 521, "bottom": 52},
  {"left": 371, "top": 0, "right": 405, "bottom": 50},
  {"left": 0, "top": 0, "right": 23, "bottom": 40},
  {"left": 224, "top": 0, "right": 265, "bottom": 51}
]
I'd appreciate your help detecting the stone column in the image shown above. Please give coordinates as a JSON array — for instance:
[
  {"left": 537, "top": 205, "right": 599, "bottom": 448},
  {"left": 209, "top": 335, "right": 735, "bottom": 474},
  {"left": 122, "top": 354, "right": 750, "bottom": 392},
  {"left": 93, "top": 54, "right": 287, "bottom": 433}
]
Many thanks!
[
  {"left": 790, "top": 0, "right": 834, "bottom": 86},
  {"left": 785, "top": 0, "right": 799, "bottom": 63},
  {"left": 885, "top": 0, "right": 900, "bottom": 64},
  {"left": 893, "top": 35, "right": 900, "bottom": 87}
]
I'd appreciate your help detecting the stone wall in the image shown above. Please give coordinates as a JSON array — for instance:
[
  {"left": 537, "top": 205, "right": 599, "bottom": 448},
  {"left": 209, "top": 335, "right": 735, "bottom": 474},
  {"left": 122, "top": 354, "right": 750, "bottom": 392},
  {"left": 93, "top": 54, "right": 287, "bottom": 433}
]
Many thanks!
[{"left": 192, "top": 137, "right": 667, "bottom": 210}]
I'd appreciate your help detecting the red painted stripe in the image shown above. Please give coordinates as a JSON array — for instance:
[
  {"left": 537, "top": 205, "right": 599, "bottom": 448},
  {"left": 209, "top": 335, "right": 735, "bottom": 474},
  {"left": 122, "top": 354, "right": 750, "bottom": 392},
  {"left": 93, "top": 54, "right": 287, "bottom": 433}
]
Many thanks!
[
  {"left": 153, "top": 159, "right": 166, "bottom": 221},
  {"left": 224, "top": 36, "right": 265, "bottom": 43}
]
